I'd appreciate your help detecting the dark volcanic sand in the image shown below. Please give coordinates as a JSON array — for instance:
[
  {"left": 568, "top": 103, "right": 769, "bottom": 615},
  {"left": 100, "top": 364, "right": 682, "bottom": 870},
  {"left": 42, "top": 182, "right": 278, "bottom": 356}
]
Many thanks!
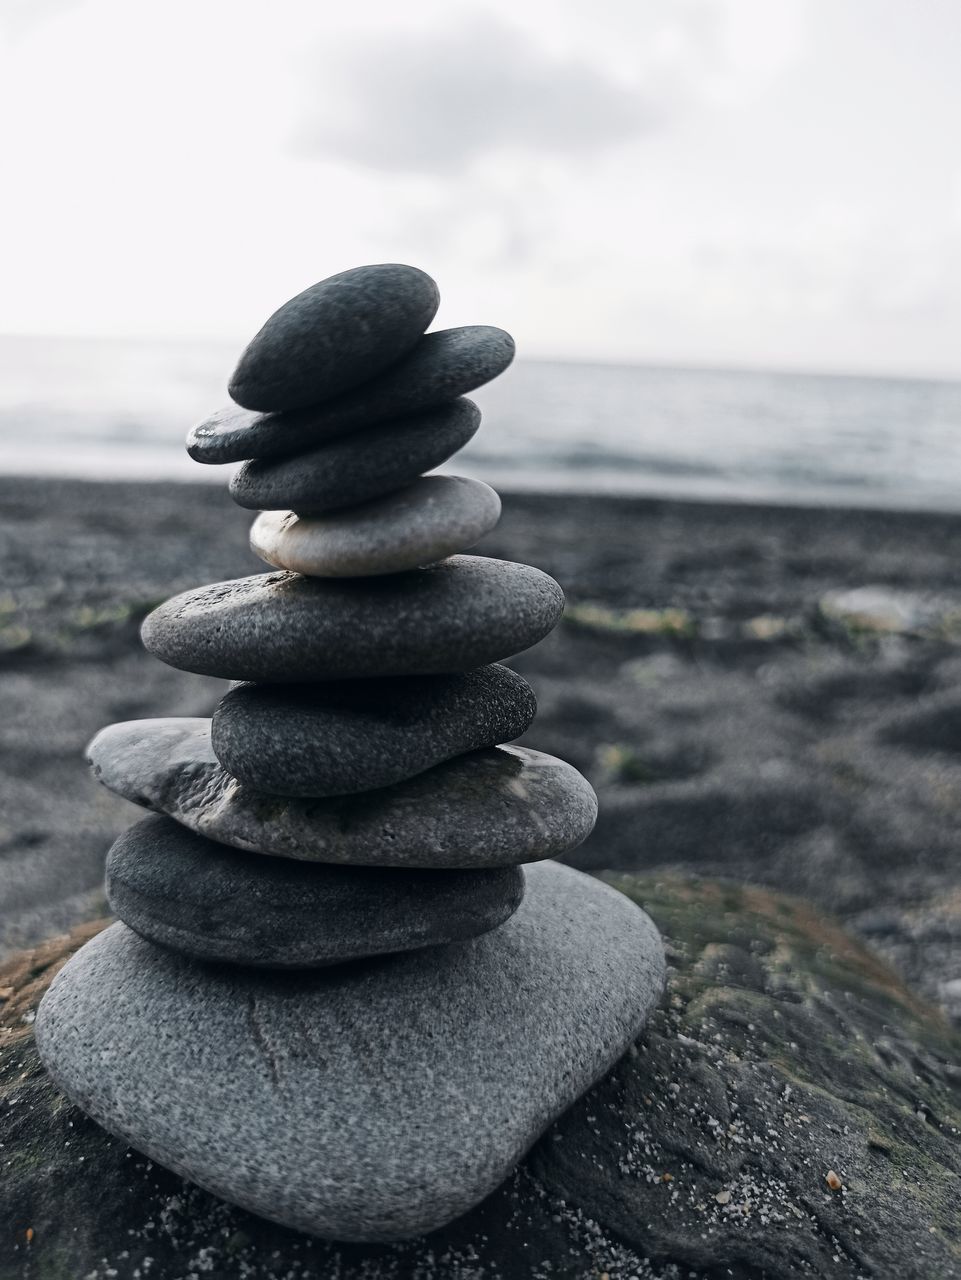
[{"left": 4, "top": 476, "right": 961, "bottom": 1021}]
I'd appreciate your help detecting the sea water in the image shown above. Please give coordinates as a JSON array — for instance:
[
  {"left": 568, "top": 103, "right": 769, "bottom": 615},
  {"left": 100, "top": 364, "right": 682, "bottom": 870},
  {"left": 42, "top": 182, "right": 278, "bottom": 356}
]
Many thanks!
[{"left": 1, "top": 333, "right": 960, "bottom": 511}]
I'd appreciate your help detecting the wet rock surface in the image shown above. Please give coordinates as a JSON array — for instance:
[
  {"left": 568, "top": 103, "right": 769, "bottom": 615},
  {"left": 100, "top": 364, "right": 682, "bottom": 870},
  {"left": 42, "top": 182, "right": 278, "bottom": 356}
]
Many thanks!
[{"left": 5, "top": 874, "right": 961, "bottom": 1279}]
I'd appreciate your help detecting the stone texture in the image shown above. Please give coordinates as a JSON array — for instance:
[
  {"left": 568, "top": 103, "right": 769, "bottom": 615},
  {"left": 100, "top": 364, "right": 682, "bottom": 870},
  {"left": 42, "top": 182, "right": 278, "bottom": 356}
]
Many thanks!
[
  {"left": 35, "top": 862, "right": 664, "bottom": 1243},
  {"left": 187, "top": 328, "right": 515, "bottom": 464},
  {"left": 105, "top": 814, "right": 524, "bottom": 968},
  {"left": 211, "top": 665, "right": 535, "bottom": 797},
  {"left": 228, "top": 264, "right": 439, "bottom": 413},
  {"left": 87, "top": 719, "right": 599, "bottom": 868},
  {"left": 8, "top": 877, "right": 961, "bottom": 1278},
  {"left": 229, "top": 398, "right": 481, "bottom": 514},
  {"left": 249, "top": 477, "right": 501, "bottom": 578},
  {"left": 141, "top": 556, "right": 564, "bottom": 681}
]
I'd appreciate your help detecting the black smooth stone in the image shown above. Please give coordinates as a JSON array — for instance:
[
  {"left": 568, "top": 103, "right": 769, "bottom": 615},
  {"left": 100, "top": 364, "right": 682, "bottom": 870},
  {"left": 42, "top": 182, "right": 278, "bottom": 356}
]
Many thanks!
[
  {"left": 105, "top": 814, "right": 525, "bottom": 968},
  {"left": 140, "top": 556, "right": 564, "bottom": 682},
  {"left": 229, "top": 399, "right": 480, "bottom": 514},
  {"left": 228, "top": 264, "right": 439, "bottom": 412},
  {"left": 211, "top": 665, "right": 537, "bottom": 797},
  {"left": 187, "top": 327, "right": 514, "bottom": 464}
]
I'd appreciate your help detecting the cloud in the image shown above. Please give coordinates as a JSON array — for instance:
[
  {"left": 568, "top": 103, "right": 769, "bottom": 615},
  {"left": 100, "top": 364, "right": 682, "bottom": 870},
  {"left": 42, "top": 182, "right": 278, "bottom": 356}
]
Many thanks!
[
  {"left": 0, "top": 0, "right": 84, "bottom": 38},
  {"left": 293, "top": 13, "right": 658, "bottom": 175}
]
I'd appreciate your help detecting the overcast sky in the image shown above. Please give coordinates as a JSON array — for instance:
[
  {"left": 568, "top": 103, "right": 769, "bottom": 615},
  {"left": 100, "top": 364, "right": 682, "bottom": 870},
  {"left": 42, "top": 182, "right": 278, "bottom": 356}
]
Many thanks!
[{"left": 1, "top": 0, "right": 959, "bottom": 376}]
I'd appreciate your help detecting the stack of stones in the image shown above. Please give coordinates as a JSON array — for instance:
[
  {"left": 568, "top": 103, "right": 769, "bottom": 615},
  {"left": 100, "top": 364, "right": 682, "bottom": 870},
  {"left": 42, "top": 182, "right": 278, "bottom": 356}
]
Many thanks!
[{"left": 36, "top": 265, "right": 666, "bottom": 1243}]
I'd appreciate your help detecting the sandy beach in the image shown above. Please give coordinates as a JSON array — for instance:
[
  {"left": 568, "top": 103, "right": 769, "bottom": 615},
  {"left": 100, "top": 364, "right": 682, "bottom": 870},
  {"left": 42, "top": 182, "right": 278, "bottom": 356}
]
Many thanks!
[{"left": 4, "top": 475, "right": 961, "bottom": 1021}]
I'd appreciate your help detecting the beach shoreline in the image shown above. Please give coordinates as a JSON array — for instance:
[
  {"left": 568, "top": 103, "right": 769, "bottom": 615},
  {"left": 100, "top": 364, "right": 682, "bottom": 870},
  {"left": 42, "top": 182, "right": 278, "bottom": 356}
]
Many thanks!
[{"left": 5, "top": 476, "right": 961, "bottom": 1020}]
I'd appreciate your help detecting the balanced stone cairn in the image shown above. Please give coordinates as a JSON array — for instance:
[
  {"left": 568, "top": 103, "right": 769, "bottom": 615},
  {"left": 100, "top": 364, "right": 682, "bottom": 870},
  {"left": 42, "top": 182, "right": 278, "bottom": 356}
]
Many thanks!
[{"left": 36, "top": 265, "right": 666, "bottom": 1242}]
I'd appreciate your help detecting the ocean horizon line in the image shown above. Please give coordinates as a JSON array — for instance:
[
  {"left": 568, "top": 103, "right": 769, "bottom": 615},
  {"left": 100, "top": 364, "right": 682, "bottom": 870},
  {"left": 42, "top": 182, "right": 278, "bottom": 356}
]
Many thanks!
[{"left": 1, "top": 330, "right": 959, "bottom": 389}]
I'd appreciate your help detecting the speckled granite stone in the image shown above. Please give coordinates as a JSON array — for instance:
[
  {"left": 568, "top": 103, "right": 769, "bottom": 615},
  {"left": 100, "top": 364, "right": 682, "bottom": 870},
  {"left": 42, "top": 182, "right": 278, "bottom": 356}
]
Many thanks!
[
  {"left": 36, "top": 861, "right": 665, "bottom": 1242},
  {"left": 87, "top": 720, "right": 598, "bottom": 868},
  {"left": 188, "top": 328, "right": 514, "bottom": 464},
  {"left": 140, "top": 556, "right": 564, "bottom": 681},
  {"left": 227, "top": 264, "right": 439, "bottom": 412},
  {"left": 211, "top": 665, "right": 535, "bottom": 797},
  {"left": 249, "top": 477, "right": 501, "bottom": 579},
  {"left": 229, "top": 398, "right": 480, "bottom": 514},
  {"left": 105, "top": 814, "right": 524, "bottom": 967}
]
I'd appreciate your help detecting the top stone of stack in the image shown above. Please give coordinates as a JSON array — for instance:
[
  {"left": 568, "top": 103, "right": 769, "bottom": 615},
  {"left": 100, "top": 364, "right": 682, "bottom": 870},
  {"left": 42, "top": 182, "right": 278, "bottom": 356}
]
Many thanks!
[{"left": 228, "top": 263, "right": 440, "bottom": 412}]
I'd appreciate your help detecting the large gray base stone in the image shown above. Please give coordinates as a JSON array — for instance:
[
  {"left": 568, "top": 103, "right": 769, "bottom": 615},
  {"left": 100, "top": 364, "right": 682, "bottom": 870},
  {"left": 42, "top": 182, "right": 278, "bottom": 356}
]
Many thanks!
[{"left": 35, "top": 861, "right": 664, "bottom": 1243}]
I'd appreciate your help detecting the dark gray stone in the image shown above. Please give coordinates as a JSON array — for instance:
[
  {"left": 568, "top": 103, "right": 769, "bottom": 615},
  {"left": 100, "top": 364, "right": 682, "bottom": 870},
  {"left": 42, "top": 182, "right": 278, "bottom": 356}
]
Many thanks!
[
  {"left": 187, "top": 328, "right": 514, "bottom": 464},
  {"left": 227, "top": 264, "right": 439, "bottom": 413},
  {"left": 105, "top": 814, "right": 524, "bottom": 967},
  {"left": 211, "top": 666, "right": 536, "bottom": 797},
  {"left": 229, "top": 398, "right": 480, "bottom": 514},
  {"left": 36, "top": 861, "right": 664, "bottom": 1243},
  {"left": 87, "top": 719, "right": 599, "bottom": 868},
  {"left": 140, "top": 556, "right": 564, "bottom": 682}
]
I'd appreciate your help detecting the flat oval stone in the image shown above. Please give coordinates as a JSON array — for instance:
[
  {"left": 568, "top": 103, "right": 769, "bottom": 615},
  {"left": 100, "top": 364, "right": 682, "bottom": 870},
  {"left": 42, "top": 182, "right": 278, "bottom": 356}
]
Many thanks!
[
  {"left": 188, "top": 328, "right": 514, "bottom": 464},
  {"left": 36, "top": 861, "right": 665, "bottom": 1242},
  {"left": 140, "top": 556, "right": 563, "bottom": 681},
  {"left": 249, "top": 477, "right": 501, "bottom": 579},
  {"left": 228, "top": 264, "right": 439, "bottom": 413},
  {"left": 211, "top": 665, "right": 535, "bottom": 797},
  {"left": 230, "top": 399, "right": 480, "bottom": 514},
  {"left": 106, "top": 814, "right": 524, "bottom": 967},
  {"left": 87, "top": 719, "right": 598, "bottom": 867}
]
